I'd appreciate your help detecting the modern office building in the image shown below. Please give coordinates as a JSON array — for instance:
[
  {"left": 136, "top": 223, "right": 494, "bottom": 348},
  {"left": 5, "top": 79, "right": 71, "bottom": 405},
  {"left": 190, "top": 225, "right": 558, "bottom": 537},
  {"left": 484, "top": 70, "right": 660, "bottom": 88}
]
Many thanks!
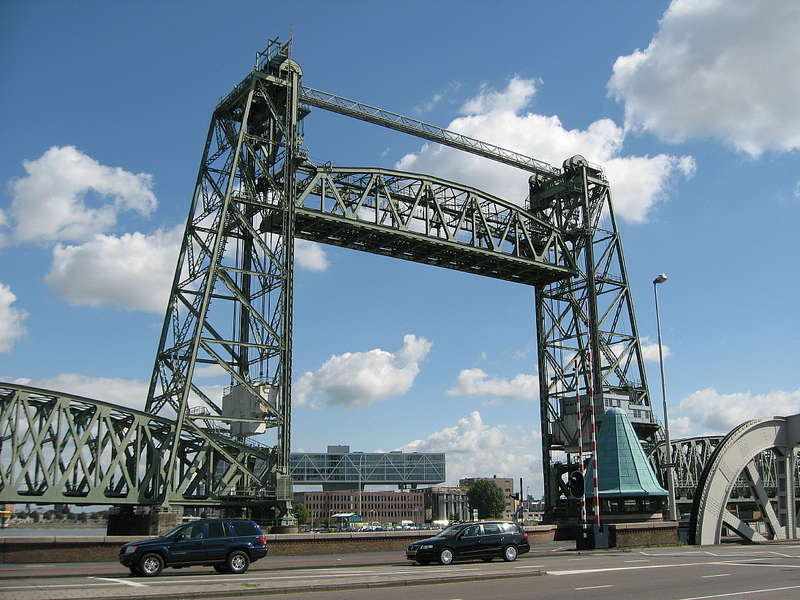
[
  {"left": 459, "top": 476, "right": 516, "bottom": 521},
  {"left": 290, "top": 446, "right": 445, "bottom": 491}
]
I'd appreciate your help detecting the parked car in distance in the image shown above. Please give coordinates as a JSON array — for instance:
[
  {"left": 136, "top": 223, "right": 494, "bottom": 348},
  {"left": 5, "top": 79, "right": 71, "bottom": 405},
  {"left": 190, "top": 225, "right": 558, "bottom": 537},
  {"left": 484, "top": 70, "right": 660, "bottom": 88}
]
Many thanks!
[
  {"left": 119, "top": 518, "right": 268, "bottom": 577},
  {"left": 406, "top": 521, "right": 529, "bottom": 565}
]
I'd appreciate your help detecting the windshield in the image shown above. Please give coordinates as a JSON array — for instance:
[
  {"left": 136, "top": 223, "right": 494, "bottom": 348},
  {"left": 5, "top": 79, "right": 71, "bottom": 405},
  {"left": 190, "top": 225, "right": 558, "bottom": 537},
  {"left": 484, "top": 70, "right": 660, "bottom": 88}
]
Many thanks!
[
  {"left": 160, "top": 524, "right": 186, "bottom": 539},
  {"left": 439, "top": 524, "right": 465, "bottom": 538}
]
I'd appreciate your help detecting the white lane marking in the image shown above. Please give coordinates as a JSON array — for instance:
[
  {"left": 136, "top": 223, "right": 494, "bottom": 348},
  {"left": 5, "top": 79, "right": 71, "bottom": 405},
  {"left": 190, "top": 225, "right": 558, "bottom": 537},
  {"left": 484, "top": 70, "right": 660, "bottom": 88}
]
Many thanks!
[
  {"left": 550, "top": 561, "right": 711, "bottom": 576},
  {"left": 701, "top": 574, "right": 730, "bottom": 578},
  {"left": 624, "top": 559, "right": 649, "bottom": 563},
  {"left": 513, "top": 565, "right": 544, "bottom": 569},
  {"left": 678, "top": 584, "right": 800, "bottom": 600},
  {"left": 90, "top": 577, "right": 148, "bottom": 587},
  {"left": 576, "top": 584, "right": 612, "bottom": 590},
  {"left": 711, "top": 561, "right": 800, "bottom": 570}
]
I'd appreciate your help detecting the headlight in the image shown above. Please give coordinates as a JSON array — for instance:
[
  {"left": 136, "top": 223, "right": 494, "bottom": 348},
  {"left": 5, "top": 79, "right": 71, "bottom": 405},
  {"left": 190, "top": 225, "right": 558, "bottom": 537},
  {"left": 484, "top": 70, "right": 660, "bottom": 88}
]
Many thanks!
[
  {"left": 124, "top": 546, "right": 138, "bottom": 554},
  {"left": 420, "top": 544, "right": 434, "bottom": 550}
]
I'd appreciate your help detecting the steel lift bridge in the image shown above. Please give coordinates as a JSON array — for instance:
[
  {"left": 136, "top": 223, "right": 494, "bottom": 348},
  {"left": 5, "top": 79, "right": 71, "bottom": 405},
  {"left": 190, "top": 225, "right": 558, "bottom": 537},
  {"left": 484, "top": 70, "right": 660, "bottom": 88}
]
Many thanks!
[{"left": 2, "top": 39, "right": 663, "bottom": 527}]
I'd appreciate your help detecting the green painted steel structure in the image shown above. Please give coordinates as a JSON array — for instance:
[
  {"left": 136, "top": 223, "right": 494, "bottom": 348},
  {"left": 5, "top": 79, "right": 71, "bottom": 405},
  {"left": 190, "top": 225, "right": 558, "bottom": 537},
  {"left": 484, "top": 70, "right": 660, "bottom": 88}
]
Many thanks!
[{"left": 0, "top": 38, "right": 660, "bottom": 519}]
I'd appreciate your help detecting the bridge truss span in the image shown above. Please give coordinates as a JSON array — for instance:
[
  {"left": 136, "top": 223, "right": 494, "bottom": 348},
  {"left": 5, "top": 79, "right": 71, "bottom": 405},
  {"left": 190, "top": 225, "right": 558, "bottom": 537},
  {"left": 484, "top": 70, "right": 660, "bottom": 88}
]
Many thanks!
[{"left": 293, "top": 166, "right": 576, "bottom": 285}]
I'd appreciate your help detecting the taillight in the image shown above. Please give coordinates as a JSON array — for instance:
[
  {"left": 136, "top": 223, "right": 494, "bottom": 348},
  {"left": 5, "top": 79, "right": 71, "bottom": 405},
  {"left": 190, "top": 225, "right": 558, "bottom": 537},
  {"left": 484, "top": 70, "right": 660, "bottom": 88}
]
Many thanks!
[
  {"left": 522, "top": 532, "right": 528, "bottom": 540},
  {"left": 258, "top": 535, "right": 268, "bottom": 546}
]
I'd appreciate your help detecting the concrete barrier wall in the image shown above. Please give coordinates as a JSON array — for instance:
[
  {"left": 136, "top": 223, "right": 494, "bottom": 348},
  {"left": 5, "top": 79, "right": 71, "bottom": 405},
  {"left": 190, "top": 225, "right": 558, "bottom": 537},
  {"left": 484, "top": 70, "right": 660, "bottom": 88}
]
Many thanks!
[
  {"left": 0, "top": 526, "right": 557, "bottom": 563},
  {"left": 611, "top": 521, "right": 679, "bottom": 548}
]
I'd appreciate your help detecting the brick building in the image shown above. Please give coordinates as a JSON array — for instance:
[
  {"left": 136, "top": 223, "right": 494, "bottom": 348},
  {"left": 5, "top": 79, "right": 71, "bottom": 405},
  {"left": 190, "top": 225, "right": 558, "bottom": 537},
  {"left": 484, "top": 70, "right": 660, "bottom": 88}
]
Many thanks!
[{"left": 295, "top": 490, "right": 425, "bottom": 525}]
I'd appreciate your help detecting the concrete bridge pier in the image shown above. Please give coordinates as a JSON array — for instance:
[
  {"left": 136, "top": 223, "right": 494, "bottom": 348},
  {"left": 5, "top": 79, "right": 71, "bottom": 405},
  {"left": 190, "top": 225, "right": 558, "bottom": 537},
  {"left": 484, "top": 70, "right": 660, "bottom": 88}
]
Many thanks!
[{"left": 106, "top": 505, "right": 181, "bottom": 537}]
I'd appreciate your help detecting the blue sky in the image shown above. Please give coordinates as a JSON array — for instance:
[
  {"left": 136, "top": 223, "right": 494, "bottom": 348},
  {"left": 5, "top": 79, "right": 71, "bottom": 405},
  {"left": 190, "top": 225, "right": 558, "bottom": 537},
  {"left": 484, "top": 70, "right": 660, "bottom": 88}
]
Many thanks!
[{"left": 2, "top": 1, "right": 799, "bottom": 496}]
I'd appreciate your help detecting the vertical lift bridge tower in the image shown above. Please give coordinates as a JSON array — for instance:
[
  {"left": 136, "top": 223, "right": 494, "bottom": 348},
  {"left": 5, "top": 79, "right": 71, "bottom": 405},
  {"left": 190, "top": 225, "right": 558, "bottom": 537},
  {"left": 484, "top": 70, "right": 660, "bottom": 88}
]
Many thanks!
[{"left": 145, "top": 39, "right": 657, "bottom": 523}]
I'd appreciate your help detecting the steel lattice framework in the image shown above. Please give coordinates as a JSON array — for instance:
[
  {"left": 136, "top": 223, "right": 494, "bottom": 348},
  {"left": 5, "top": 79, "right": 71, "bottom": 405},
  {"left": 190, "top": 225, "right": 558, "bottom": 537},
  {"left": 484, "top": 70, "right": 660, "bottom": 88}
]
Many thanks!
[
  {"left": 1, "top": 38, "right": 659, "bottom": 519},
  {"left": 0, "top": 384, "right": 277, "bottom": 505}
]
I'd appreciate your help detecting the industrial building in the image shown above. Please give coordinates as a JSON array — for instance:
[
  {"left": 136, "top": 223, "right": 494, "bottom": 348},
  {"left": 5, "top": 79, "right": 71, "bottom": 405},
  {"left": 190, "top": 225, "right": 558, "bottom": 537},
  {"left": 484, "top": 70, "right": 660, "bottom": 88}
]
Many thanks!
[{"left": 422, "top": 486, "right": 469, "bottom": 523}]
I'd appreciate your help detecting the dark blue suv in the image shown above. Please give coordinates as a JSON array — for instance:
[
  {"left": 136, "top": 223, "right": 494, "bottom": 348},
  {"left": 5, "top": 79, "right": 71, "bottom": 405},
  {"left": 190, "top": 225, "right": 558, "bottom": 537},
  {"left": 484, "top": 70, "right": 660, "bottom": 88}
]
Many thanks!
[{"left": 119, "top": 518, "right": 268, "bottom": 576}]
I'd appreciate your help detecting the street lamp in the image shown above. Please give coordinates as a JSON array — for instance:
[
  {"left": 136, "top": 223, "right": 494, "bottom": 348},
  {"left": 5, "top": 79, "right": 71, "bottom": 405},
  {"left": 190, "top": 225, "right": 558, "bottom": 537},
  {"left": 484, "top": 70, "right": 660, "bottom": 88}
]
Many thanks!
[{"left": 653, "top": 273, "right": 677, "bottom": 522}]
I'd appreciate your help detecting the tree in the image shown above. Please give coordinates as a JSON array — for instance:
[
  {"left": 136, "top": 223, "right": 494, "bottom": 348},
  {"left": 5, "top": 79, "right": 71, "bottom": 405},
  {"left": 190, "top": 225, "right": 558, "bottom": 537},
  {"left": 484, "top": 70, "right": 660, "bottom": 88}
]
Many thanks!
[
  {"left": 293, "top": 503, "right": 310, "bottom": 525},
  {"left": 466, "top": 480, "right": 505, "bottom": 520}
]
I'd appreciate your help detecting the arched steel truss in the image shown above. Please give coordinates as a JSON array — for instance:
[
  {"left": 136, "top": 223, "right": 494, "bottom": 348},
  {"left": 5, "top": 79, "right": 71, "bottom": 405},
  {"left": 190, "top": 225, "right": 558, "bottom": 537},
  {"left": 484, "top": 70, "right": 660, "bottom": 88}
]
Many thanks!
[
  {"left": 688, "top": 415, "right": 800, "bottom": 545},
  {"left": 0, "top": 384, "right": 280, "bottom": 505}
]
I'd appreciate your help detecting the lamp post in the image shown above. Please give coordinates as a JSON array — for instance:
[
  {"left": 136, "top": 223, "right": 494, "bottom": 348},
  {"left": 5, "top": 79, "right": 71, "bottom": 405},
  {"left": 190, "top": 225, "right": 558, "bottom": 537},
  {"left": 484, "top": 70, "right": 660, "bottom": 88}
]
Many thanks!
[{"left": 653, "top": 273, "right": 677, "bottom": 522}]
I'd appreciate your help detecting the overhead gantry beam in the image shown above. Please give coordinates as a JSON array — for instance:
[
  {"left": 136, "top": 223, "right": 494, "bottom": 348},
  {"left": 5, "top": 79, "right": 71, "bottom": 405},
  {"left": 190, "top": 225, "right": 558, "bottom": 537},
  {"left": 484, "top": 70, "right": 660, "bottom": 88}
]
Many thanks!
[{"left": 299, "top": 87, "right": 560, "bottom": 178}]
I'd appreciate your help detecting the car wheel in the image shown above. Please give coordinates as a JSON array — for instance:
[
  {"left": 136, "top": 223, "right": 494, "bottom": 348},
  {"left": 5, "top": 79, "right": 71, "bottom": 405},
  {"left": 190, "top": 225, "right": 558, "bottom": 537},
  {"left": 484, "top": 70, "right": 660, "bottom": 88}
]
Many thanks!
[
  {"left": 227, "top": 550, "right": 250, "bottom": 574},
  {"left": 213, "top": 564, "right": 228, "bottom": 574},
  {"left": 138, "top": 552, "right": 164, "bottom": 577},
  {"left": 502, "top": 544, "right": 518, "bottom": 562},
  {"left": 417, "top": 560, "right": 430, "bottom": 566},
  {"left": 482, "top": 556, "right": 493, "bottom": 562},
  {"left": 438, "top": 548, "right": 454, "bottom": 565}
]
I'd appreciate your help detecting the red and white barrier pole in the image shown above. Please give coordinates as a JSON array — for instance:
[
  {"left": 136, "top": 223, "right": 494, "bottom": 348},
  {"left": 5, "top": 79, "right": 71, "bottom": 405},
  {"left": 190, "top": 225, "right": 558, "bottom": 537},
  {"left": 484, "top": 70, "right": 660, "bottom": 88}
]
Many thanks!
[
  {"left": 575, "top": 365, "right": 586, "bottom": 527},
  {"left": 587, "top": 346, "right": 601, "bottom": 527}
]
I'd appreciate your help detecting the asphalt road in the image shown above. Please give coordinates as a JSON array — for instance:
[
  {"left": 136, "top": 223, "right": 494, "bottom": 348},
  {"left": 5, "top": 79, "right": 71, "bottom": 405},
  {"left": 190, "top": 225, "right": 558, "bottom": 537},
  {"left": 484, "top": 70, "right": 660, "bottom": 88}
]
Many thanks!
[{"left": 2, "top": 545, "right": 800, "bottom": 600}]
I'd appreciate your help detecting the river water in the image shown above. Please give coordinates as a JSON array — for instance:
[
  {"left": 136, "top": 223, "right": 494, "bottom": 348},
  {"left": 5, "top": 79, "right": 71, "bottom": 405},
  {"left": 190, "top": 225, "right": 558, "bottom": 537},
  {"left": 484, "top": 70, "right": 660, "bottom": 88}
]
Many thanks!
[{"left": 0, "top": 528, "right": 107, "bottom": 536}]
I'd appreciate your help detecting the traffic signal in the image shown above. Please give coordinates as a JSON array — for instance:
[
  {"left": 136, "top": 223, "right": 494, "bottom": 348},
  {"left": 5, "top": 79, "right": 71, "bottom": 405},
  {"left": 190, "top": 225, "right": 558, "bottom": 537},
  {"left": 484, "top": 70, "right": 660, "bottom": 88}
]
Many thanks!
[{"left": 568, "top": 471, "right": 585, "bottom": 498}]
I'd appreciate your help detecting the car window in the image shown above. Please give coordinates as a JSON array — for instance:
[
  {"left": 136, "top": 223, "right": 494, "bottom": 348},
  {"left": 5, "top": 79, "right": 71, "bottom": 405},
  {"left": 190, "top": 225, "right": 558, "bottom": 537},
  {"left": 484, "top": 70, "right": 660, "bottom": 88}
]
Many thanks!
[
  {"left": 185, "top": 522, "right": 207, "bottom": 539},
  {"left": 462, "top": 524, "right": 480, "bottom": 537},
  {"left": 232, "top": 520, "right": 260, "bottom": 536},
  {"left": 208, "top": 520, "right": 226, "bottom": 538},
  {"left": 482, "top": 523, "right": 501, "bottom": 535},
  {"left": 500, "top": 523, "right": 519, "bottom": 534}
]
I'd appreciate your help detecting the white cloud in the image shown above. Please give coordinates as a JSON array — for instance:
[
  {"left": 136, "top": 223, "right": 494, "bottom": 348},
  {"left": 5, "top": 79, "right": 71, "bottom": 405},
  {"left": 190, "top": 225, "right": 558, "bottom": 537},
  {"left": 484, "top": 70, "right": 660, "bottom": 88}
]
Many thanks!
[
  {"left": 609, "top": 0, "right": 800, "bottom": 156},
  {"left": 397, "top": 77, "right": 692, "bottom": 223},
  {"left": 8, "top": 146, "right": 157, "bottom": 244},
  {"left": 640, "top": 337, "right": 671, "bottom": 363},
  {"left": 401, "top": 411, "right": 542, "bottom": 492},
  {"left": 295, "top": 239, "right": 329, "bottom": 271},
  {"left": 294, "top": 334, "right": 432, "bottom": 408},
  {"left": 193, "top": 364, "right": 228, "bottom": 379},
  {"left": 448, "top": 368, "right": 538, "bottom": 404},
  {"left": 44, "top": 226, "right": 183, "bottom": 313},
  {"left": 29, "top": 373, "right": 150, "bottom": 412},
  {"left": 676, "top": 387, "right": 800, "bottom": 436},
  {"left": 0, "top": 283, "right": 28, "bottom": 352},
  {"left": 794, "top": 180, "right": 800, "bottom": 200}
]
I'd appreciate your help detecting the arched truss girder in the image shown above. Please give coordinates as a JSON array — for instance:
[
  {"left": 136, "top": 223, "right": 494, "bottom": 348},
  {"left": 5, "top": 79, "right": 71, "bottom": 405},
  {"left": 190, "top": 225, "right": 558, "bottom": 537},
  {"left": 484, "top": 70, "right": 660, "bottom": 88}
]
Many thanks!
[
  {"left": 689, "top": 415, "right": 800, "bottom": 545},
  {"left": 292, "top": 166, "right": 577, "bottom": 285},
  {"left": 0, "top": 383, "right": 281, "bottom": 506}
]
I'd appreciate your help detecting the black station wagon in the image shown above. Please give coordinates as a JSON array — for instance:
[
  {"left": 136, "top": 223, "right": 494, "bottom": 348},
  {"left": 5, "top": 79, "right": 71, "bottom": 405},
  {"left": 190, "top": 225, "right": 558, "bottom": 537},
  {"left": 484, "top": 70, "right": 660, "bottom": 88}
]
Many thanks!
[
  {"left": 120, "top": 518, "right": 268, "bottom": 576},
  {"left": 406, "top": 521, "right": 530, "bottom": 565}
]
